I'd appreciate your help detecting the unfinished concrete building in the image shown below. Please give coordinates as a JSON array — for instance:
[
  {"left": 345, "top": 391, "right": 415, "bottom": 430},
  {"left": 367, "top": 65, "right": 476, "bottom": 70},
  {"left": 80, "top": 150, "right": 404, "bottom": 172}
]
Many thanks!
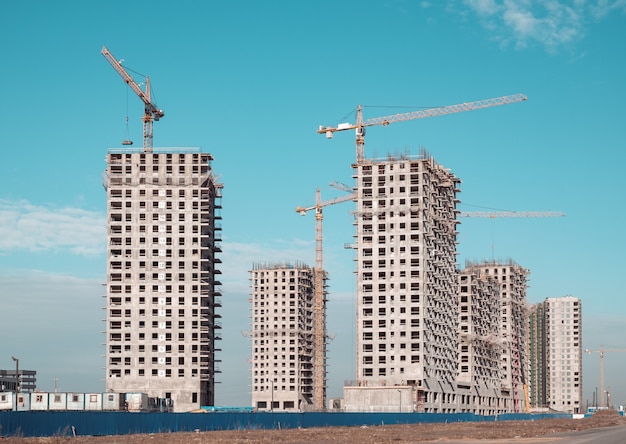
[
  {"left": 249, "top": 263, "right": 319, "bottom": 411},
  {"left": 464, "top": 260, "right": 530, "bottom": 413},
  {"left": 103, "top": 148, "right": 223, "bottom": 412},
  {"left": 344, "top": 152, "right": 461, "bottom": 413},
  {"left": 528, "top": 302, "right": 547, "bottom": 409},
  {"left": 528, "top": 297, "right": 583, "bottom": 413},
  {"left": 457, "top": 267, "right": 504, "bottom": 414}
]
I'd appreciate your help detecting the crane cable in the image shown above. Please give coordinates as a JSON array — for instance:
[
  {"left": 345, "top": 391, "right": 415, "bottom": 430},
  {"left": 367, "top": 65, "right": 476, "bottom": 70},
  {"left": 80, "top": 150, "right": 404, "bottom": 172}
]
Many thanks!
[
  {"left": 122, "top": 86, "right": 133, "bottom": 146},
  {"left": 119, "top": 62, "right": 157, "bottom": 146}
]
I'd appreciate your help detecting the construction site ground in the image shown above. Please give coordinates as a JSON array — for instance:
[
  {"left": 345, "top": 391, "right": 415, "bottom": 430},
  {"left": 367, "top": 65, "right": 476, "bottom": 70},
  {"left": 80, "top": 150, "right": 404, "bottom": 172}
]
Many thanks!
[{"left": 2, "top": 410, "right": 624, "bottom": 443}]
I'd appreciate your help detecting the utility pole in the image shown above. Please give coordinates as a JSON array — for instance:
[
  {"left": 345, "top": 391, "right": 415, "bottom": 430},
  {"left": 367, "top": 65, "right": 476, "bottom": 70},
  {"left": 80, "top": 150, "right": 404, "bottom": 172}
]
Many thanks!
[{"left": 11, "top": 356, "right": 19, "bottom": 393}]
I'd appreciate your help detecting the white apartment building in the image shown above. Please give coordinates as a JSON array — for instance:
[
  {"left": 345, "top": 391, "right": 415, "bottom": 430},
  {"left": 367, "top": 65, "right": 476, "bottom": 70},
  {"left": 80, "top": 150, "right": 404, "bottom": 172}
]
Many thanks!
[
  {"left": 250, "top": 263, "right": 318, "bottom": 411},
  {"left": 348, "top": 153, "right": 461, "bottom": 413},
  {"left": 545, "top": 296, "right": 582, "bottom": 413},
  {"left": 104, "top": 148, "right": 223, "bottom": 412}
]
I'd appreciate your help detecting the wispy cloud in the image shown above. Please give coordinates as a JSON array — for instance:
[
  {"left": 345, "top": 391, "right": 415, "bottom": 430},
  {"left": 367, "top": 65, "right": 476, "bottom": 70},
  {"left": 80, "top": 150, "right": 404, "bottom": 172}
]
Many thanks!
[
  {"left": 0, "top": 199, "right": 106, "bottom": 255},
  {"left": 589, "top": 0, "right": 626, "bottom": 18},
  {"left": 459, "top": 0, "right": 626, "bottom": 50},
  {"left": 220, "top": 239, "right": 315, "bottom": 293},
  {"left": 465, "top": 0, "right": 499, "bottom": 16}
]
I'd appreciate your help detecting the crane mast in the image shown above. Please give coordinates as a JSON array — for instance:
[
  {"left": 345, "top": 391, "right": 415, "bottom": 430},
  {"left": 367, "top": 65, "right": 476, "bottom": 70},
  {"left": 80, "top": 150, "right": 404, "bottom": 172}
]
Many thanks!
[
  {"left": 101, "top": 46, "right": 164, "bottom": 153},
  {"left": 296, "top": 189, "right": 355, "bottom": 410},
  {"left": 585, "top": 347, "right": 626, "bottom": 408},
  {"left": 318, "top": 94, "right": 527, "bottom": 163}
]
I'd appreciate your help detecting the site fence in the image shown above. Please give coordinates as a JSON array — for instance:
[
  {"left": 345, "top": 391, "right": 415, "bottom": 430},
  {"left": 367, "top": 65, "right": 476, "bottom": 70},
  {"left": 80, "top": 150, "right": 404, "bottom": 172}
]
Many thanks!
[{"left": 0, "top": 411, "right": 571, "bottom": 438}]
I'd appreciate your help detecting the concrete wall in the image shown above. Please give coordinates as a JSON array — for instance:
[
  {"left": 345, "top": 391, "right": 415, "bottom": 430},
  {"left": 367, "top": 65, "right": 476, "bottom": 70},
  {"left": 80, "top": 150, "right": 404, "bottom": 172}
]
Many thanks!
[{"left": 344, "top": 386, "right": 415, "bottom": 412}]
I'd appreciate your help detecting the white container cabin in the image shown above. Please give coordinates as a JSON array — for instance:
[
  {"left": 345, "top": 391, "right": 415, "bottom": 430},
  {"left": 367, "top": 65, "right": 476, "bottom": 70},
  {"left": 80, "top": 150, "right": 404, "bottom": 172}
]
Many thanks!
[
  {"left": 30, "top": 392, "right": 49, "bottom": 410},
  {"left": 102, "top": 392, "right": 124, "bottom": 410},
  {"left": 85, "top": 393, "right": 103, "bottom": 411},
  {"left": 0, "top": 392, "right": 14, "bottom": 411},
  {"left": 48, "top": 392, "right": 67, "bottom": 410},
  {"left": 125, "top": 392, "right": 149, "bottom": 412},
  {"left": 16, "top": 393, "right": 30, "bottom": 411},
  {"left": 67, "top": 393, "right": 85, "bottom": 410}
]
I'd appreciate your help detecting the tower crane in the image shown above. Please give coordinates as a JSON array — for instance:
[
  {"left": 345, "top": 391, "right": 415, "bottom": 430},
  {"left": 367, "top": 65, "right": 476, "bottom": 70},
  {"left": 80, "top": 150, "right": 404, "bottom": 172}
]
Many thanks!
[
  {"left": 101, "top": 46, "right": 164, "bottom": 153},
  {"left": 460, "top": 211, "right": 565, "bottom": 218},
  {"left": 459, "top": 210, "right": 565, "bottom": 261},
  {"left": 296, "top": 188, "right": 355, "bottom": 410},
  {"left": 585, "top": 347, "right": 626, "bottom": 408},
  {"left": 317, "top": 94, "right": 527, "bottom": 163}
]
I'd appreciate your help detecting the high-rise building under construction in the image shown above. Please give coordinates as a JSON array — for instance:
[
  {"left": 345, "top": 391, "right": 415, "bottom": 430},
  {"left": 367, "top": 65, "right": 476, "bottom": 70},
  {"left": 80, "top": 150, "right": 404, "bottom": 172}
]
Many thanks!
[
  {"left": 103, "top": 148, "right": 223, "bottom": 412},
  {"left": 460, "top": 260, "right": 530, "bottom": 413},
  {"left": 346, "top": 152, "right": 461, "bottom": 412},
  {"left": 249, "top": 263, "right": 320, "bottom": 411},
  {"left": 457, "top": 266, "right": 503, "bottom": 414}
]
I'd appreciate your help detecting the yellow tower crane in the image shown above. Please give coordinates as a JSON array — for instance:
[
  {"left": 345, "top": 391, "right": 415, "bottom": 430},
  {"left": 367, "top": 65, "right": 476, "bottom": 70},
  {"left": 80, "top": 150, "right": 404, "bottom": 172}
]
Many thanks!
[
  {"left": 585, "top": 347, "right": 626, "bottom": 408},
  {"left": 101, "top": 46, "right": 164, "bottom": 153},
  {"left": 317, "top": 94, "right": 527, "bottom": 163},
  {"left": 296, "top": 188, "right": 355, "bottom": 411}
]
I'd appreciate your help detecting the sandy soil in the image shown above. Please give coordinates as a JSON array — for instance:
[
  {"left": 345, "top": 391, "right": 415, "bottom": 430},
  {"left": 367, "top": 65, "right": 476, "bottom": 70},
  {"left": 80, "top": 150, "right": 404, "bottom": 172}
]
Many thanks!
[{"left": 2, "top": 410, "right": 624, "bottom": 443}]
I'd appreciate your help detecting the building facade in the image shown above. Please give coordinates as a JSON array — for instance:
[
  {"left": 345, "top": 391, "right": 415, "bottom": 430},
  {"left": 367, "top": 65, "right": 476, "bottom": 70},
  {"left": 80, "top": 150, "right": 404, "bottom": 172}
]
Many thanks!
[
  {"left": 250, "top": 263, "right": 318, "bottom": 411},
  {"left": 528, "top": 302, "right": 547, "bottom": 408},
  {"left": 104, "top": 148, "right": 223, "bottom": 412},
  {"left": 0, "top": 370, "right": 36, "bottom": 393},
  {"left": 457, "top": 267, "right": 503, "bottom": 414},
  {"left": 545, "top": 296, "right": 582, "bottom": 413},
  {"left": 464, "top": 260, "right": 530, "bottom": 413},
  {"left": 528, "top": 297, "right": 583, "bottom": 413},
  {"left": 351, "top": 153, "right": 461, "bottom": 412}
]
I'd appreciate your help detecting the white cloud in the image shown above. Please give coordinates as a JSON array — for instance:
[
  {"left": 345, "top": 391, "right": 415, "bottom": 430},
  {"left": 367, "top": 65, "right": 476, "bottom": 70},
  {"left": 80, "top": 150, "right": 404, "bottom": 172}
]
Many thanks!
[
  {"left": 465, "top": 0, "right": 500, "bottom": 16},
  {"left": 590, "top": 0, "right": 626, "bottom": 18},
  {"left": 458, "top": 0, "right": 622, "bottom": 50},
  {"left": 0, "top": 199, "right": 106, "bottom": 255}
]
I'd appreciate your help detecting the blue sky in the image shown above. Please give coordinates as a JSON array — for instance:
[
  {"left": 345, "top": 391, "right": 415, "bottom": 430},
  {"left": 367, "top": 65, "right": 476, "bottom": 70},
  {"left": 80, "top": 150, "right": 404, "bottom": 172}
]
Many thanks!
[{"left": 0, "top": 1, "right": 624, "bottom": 408}]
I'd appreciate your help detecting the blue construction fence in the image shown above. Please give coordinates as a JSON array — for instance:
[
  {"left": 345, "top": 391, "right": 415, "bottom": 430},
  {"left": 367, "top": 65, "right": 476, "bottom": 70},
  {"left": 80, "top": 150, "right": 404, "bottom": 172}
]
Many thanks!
[{"left": 0, "top": 411, "right": 572, "bottom": 438}]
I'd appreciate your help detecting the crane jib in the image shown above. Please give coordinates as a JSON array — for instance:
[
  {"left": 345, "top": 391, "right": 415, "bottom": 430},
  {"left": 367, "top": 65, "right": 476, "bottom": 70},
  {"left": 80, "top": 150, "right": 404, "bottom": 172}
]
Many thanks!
[{"left": 101, "top": 45, "right": 164, "bottom": 153}]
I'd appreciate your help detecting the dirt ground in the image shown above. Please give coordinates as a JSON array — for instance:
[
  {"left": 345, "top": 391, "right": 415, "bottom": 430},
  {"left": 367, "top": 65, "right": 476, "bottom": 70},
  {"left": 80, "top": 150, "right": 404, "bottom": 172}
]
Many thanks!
[{"left": 2, "top": 410, "right": 625, "bottom": 443}]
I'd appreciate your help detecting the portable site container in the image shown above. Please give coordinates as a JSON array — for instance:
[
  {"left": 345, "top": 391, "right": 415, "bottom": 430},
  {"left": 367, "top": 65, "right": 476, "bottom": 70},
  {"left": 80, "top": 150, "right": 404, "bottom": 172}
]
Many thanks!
[
  {"left": 30, "top": 392, "right": 49, "bottom": 410},
  {"left": 67, "top": 393, "right": 85, "bottom": 410},
  {"left": 102, "top": 392, "right": 124, "bottom": 411},
  {"left": 48, "top": 392, "right": 67, "bottom": 410},
  {"left": 85, "top": 393, "right": 103, "bottom": 411},
  {"left": 0, "top": 392, "right": 14, "bottom": 410},
  {"left": 16, "top": 393, "right": 30, "bottom": 411},
  {"left": 125, "top": 392, "right": 149, "bottom": 412}
]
